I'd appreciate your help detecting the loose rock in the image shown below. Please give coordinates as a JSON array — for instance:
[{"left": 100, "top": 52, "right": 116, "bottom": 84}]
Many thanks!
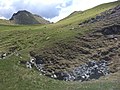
[{"left": 26, "top": 55, "right": 110, "bottom": 82}]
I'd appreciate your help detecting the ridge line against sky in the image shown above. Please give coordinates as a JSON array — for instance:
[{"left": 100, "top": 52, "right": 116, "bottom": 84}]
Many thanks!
[{"left": 0, "top": 0, "right": 118, "bottom": 22}]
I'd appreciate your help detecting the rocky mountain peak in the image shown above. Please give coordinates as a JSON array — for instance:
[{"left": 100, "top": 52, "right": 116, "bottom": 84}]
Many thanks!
[{"left": 10, "top": 10, "right": 50, "bottom": 25}]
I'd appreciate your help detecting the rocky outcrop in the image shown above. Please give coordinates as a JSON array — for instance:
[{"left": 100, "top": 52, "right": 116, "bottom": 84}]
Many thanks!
[
  {"left": 10, "top": 10, "right": 50, "bottom": 25},
  {"left": 25, "top": 57, "right": 109, "bottom": 81},
  {"left": 101, "top": 25, "right": 120, "bottom": 35}
]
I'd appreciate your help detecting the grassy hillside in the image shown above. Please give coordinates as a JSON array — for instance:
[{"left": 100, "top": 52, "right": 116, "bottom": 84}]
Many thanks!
[
  {"left": 1, "top": 1, "right": 120, "bottom": 52},
  {"left": 0, "top": 1, "right": 120, "bottom": 90},
  {"left": 58, "top": 1, "right": 120, "bottom": 25},
  {"left": 0, "top": 24, "right": 77, "bottom": 52}
]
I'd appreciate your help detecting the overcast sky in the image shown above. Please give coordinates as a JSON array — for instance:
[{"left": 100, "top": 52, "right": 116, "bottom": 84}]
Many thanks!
[{"left": 0, "top": 0, "right": 117, "bottom": 22}]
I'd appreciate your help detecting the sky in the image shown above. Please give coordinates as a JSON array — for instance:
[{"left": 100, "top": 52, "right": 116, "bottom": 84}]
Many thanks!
[{"left": 0, "top": 0, "right": 118, "bottom": 22}]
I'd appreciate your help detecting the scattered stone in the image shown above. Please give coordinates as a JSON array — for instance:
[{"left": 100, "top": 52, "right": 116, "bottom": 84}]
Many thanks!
[
  {"left": 70, "top": 27, "right": 75, "bottom": 30},
  {"left": 0, "top": 52, "right": 8, "bottom": 59},
  {"left": 46, "top": 37, "right": 50, "bottom": 40},
  {"left": 26, "top": 55, "right": 110, "bottom": 82},
  {"left": 26, "top": 61, "right": 32, "bottom": 69}
]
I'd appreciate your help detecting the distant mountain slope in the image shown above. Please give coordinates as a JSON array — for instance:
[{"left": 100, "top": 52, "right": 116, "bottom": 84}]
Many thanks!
[
  {"left": 0, "top": 19, "right": 12, "bottom": 25},
  {"left": 10, "top": 10, "right": 50, "bottom": 25},
  {"left": 58, "top": 11, "right": 82, "bottom": 22}
]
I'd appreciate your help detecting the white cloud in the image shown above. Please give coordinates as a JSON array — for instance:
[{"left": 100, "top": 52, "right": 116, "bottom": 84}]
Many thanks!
[
  {"left": 0, "top": 16, "right": 6, "bottom": 19},
  {"left": 72, "top": 0, "right": 118, "bottom": 10},
  {"left": 0, "top": 0, "right": 118, "bottom": 22}
]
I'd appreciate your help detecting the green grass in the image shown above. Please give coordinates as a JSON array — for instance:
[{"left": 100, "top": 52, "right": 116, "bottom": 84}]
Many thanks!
[
  {"left": 0, "top": 1, "right": 120, "bottom": 90},
  {"left": 0, "top": 24, "right": 78, "bottom": 52}
]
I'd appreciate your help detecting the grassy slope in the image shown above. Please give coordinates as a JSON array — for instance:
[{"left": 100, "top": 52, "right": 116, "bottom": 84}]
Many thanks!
[
  {"left": 0, "top": 1, "right": 120, "bottom": 90},
  {"left": 0, "top": 24, "right": 77, "bottom": 52},
  {"left": 57, "top": 1, "right": 120, "bottom": 25}
]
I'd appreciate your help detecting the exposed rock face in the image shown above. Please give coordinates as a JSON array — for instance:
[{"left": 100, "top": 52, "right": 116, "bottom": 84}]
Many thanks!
[
  {"left": 10, "top": 10, "right": 50, "bottom": 25},
  {"left": 101, "top": 25, "right": 120, "bottom": 35}
]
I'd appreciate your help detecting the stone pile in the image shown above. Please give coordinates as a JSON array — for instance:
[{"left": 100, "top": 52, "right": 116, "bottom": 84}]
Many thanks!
[
  {"left": 26, "top": 56, "right": 110, "bottom": 82},
  {"left": 59, "top": 60, "right": 109, "bottom": 81}
]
